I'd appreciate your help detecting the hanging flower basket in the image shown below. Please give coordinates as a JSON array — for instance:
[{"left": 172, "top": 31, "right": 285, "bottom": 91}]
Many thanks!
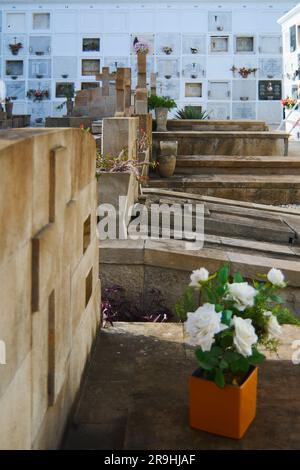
[
  {"left": 231, "top": 66, "right": 258, "bottom": 78},
  {"left": 162, "top": 46, "right": 173, "bottom": 55}
]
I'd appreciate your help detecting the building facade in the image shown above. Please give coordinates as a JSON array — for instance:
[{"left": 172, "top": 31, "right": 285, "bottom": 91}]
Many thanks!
[{"left": 0, "top": 0, "right": 296, "bottom": 125}]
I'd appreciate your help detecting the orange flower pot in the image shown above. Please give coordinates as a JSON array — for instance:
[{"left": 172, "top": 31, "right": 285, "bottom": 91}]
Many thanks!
[{"left": 189, "top": 367, "right": 258, "bottom": 439}]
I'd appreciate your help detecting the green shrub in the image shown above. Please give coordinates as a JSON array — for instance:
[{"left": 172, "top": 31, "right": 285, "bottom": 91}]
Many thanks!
[
  {"left": 175, "top": 106, "right": 209, "bottom": 120},
  {"left": 148, "top": 94, "right": 177, "bottom": 110}
]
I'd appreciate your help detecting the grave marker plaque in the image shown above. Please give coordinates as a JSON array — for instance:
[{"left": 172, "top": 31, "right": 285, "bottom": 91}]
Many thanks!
[
  {"left": 258, "top": 81, "right": 282, "bottom": 101},
  {"left": 259, "top": 58, "right": 282, "bottom": 79},
  {"left": 185, "top": 82, "right": 202, "bottom": 98}
]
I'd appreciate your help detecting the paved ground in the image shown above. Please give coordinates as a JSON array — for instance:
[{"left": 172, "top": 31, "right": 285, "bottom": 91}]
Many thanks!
[{"left": 62, "top": 322, "right": 300, "bottom": 450}]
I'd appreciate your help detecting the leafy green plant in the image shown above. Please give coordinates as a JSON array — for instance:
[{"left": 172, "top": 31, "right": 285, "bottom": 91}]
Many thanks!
[
  {"left": 175, "top": 106, "right": 209, "bottom": 120},
  {"left": 56, "top": 85, "right": 76, "bottom": 111},
  {"left": 178, "top": 265, "right": 299, "bottom": 388},
  {"left": 148, "top": 94, "right": 177, "bottom": 110}
]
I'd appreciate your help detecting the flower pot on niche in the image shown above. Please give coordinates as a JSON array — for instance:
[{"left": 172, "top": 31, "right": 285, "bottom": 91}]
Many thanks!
[
  {"left": 155, "top": 107, "right": 168, "bottom": 132},
  {"left": 189, "top": 367, "right": 258, "bottom": 439}
]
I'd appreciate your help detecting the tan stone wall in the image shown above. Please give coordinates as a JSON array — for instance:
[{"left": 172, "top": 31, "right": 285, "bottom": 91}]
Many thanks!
[{"left": 0, "top": 128, "right": 100, "bottom": 449}]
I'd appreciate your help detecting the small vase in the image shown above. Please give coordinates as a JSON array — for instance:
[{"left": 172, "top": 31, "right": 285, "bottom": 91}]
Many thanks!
[
  {"left": 5, "top": 102, "right": 13, "bottom": 119},
  {"left": 155, "top": 107, "right": 168, "bottom": 132},
  {"left": 157, "top": 154, "right": 176, "bottom": 178}
]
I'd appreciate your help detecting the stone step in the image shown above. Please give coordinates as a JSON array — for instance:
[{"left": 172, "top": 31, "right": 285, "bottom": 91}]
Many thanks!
[
  {"left": 146, "top": 174, "right": 300, "bottom": 205},
  {"left": 175, "top": 155, "right": 300, "bottom": 175}
]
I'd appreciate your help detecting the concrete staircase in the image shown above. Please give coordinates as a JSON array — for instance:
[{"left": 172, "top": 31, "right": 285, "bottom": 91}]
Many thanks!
[{"left": 174, "top": 155, "right": 300, "bottom": 175}]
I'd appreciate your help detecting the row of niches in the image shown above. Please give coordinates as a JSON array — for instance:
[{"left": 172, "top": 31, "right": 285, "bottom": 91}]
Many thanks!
[
  {"left": 4, "top": 79, "right": 282, "bottom": 103},
  {"left": 10, "top": 101, "right": 281, "bottom": 126},
  {"left": 131, "top": 34, "right": 282, "bottom": 56},
  {"left": 2, "top": 57, "right": 283, "bottom": 81},
  {"left": 3, "top": 11, "right": 272, "bottom": 35},
  {"left": 1, "top": 33, "right": 283, "bottom": 58}
]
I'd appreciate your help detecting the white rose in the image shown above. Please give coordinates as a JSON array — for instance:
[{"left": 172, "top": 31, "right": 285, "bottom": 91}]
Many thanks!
[
  {"left": 227, "top": 282, "right": 257, "bottom": 311},
  {"left": 264, "top": 311, "right": 282, "bottom": 339},
  {"left": 267, "top": 268, "right": 285, "bottom": 287},
  {"left": 189, "top": 268, "right": 209, "bottom": 288},
  {"left": 185, "top": 303, "right": 227, "bottom": 351},
  {"left": 232, "top": 316, "right": 258, "bottom": 357}
]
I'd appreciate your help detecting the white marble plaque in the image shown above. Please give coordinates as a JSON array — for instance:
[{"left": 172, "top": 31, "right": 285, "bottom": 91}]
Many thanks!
[
  {"left": 210, "top": 36, "right": 229, "bottom": 53},
  {"left": 5, "top": 81, "right": 25, "bottom": 100},
  {"left": 29, "top": 36, "right": 51, "bottom": 56},
  {"left": 207, "top": 102, "right": 230, "bottom": 120},
  {"left": 53, "top": 57, "right": 77, "bottom": 79},
  {"left": 32, "top": 13, "right": 50, "bottom": 30},
  {"left": 6, "top": 13, "right": 26, "bottom": 33},
  {"left": 182, "top": 35, "right": 206, "bottom": 55},
  {"left": 29, "top": 59, "right": 51, "bottom": 79},
  {"left": 157, "top": 58, "right": 180, "bottom": 79},
  {"left": 182, "top": 58, "right": 206, "bottom": 79},
  {"left": 259, "top": 35, "right": 282, "bottom": 54},
  {"left": 104, "top": 57, "right": 129, "bottom": 73},
  {"left": 157, "top": 79, "right": 180, "bottom": 100},
  {"left": 208, "top": 81, "right": 230, "bottom": 100},
  {"left": 185, "top": 82, "right": 202, "bottom": 98},
  {"left": 232, "top": 80, "right": 257, "bottom": 101},
  {"left": 235, "top": 36, "right": 255, "bottom": 53},
  {"left": 232, "top": 102, "right": 256, "bottom": 120},
  {"left": 259, "top": 59, "right": 282, "bottom": 79},
  {"left": 208, "top": 12, "right": 232, "bottom": 32},
  {"left": 156, "top": 33, "right": 181, "bottom": 56}
]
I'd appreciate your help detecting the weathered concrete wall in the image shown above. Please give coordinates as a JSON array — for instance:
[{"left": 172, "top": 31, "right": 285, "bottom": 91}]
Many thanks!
[
  {"left": 102, "top": 117, "right": 139, "bottom": 159},
  {"left": 0, "top": 128, "right": 100, "bottom": 449},
  {"left": 99, "top": 239, "right": 300, "bottom": 318},
  {"left": 158, "top": 120, "right": 269, "bottom": 132}
]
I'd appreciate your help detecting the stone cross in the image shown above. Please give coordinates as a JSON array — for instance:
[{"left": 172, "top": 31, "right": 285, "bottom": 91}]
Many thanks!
[
  {"left": 95, "top": 67, "right": 116, "bottom": 97},
  {"left": 150, "top": 72, "right": 157, "bottom": 96},
  {"left": 115, "top": 67, "right": 132, "bottom": 117},
  {"left": 135, "top": 52, "right": 148, "bottom": 114}
]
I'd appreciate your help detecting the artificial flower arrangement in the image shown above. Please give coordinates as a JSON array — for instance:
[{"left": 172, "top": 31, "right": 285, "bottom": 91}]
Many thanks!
[
  {"left": 27, "top": 89, "right": 49, "bottom": 102},
  {"left": 231, "top": 66, "right": 258, "bottom": 78},
  {"left": 281, "top": 96, "right": 297, "bottom": 109},
  {"left": 162, "top": 46, "right": 173, "bottom": 55},
  {"left": 9, "top": 41, "right": 23, "bottom": 55},
  {"left": 176, "top": 264, "right": 299, "bottom": 438},
  {"left": 134, "top": 41, "right": 150, "bottom": 55}
]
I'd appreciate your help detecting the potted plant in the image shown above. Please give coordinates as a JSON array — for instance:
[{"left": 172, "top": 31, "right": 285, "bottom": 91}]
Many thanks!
[
  {"left": 162, "top": 46, "right": 173, "bottom": 55},
  {"left": 148, "top": 94, "right": 177, "bottom": 132},
  {"left": 175, "top": 106, "right": 209, "bottom": 120},
  {"left": 56, "top": 85, "right": 75, "bottom": 116},
  {"left": 96, "top": 148, "right": 154, "bottom": 237},
  {"left": 176, "top": 265, "right": 299, "bottom": 439},
  {"left": 9, "top": 40, "right": 23, "bottom": 56},
  {"left": 5, "top": 97, "right": 13, "bottom": 118},
  {"left": 231, "top": 66, "right": 258, "bottom": 78}
]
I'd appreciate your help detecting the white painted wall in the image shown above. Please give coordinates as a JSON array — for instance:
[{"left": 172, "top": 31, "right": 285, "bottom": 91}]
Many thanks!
[{"left": 0, "top": 1, "right": 295, "bottom": 124}]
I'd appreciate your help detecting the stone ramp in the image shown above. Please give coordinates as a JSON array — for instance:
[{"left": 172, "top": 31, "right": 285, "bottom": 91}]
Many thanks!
[
  {"left": 62, "top": 323, "right": 300, "bottom": 450},
  {"left": 175, "top": 155, "right": 300, "bottom": 175}
]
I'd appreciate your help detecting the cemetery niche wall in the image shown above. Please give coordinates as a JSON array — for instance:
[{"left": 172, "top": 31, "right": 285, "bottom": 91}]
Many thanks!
[{"left": 0, "top": 1, "right": 293, "bottom": 124}]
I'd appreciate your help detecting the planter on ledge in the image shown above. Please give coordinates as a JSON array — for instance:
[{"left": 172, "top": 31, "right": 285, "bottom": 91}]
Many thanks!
[
  {"left": 155, "top": 107, "right": 169, "bottom": 132},
  {"left": 157, "top": 140, "right": 178, "bottom": 178},
  {"left": 189, "top": 367, "right": 258, "bottom": 439}
]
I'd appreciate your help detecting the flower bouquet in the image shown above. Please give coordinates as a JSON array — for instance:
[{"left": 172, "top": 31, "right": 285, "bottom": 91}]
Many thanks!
[
  {"left": 176, "top": 265, "right": 299, "bottom": 438},
  {"left": 27, "top": 89, "right": 49, "bottom": 102},
  {"left": 9, "top": 42, "right": 23, "bottom": 55},
  {"left": 134, "top": 41, "right": 150, "bottom": 55},
  {"left": 231, "top": 66, "right": 257, "bottom": 78},
  {"left": 281, "top": 96, "right": 297, "bottom": 109}
]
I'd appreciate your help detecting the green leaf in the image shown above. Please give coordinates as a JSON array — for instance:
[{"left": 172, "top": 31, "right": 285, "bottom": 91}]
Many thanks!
[
  {"left": 216, "top": 285, "right": 226, "bottom": 297},
  {"left": 233, "top": 272, "right": 244, "bottom": 283},
  {"left": 174, "top": 286, "right": 196, "bottom": 322},
  {"left": 218, "top": 265, "right": 230, "bottom": 284},
  {"left": 249, "top": 349, "right": 265, "bottom": 364},
  {"left": 221, "top": 309, "right": 233, "bottom": 326},
  {"left": 270, "top": 295, "right": 285, "bottom": 304},
  {"left": 220, "top": 334, "right": 233, "bottom": 349},
  {"left": 237, "top": 356, "right": 250, "bottom": 373},
  {"left": 214, "top": 369, "right": 225, "bottom": 388},
  {"left": 210, "top": 346, "right": 223, "bottom": 357},
  {"left": 195, "top": 350, "right": 214, "bottom": 370},
  {"left": 219, "top": 359, "right": 229, "bottom": 370},
  {"left": 215, "top": 304, "right": 223, "bottom": 313},
  {"left": 224, "top": 351, "right": 240, "bottom": 363}
]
